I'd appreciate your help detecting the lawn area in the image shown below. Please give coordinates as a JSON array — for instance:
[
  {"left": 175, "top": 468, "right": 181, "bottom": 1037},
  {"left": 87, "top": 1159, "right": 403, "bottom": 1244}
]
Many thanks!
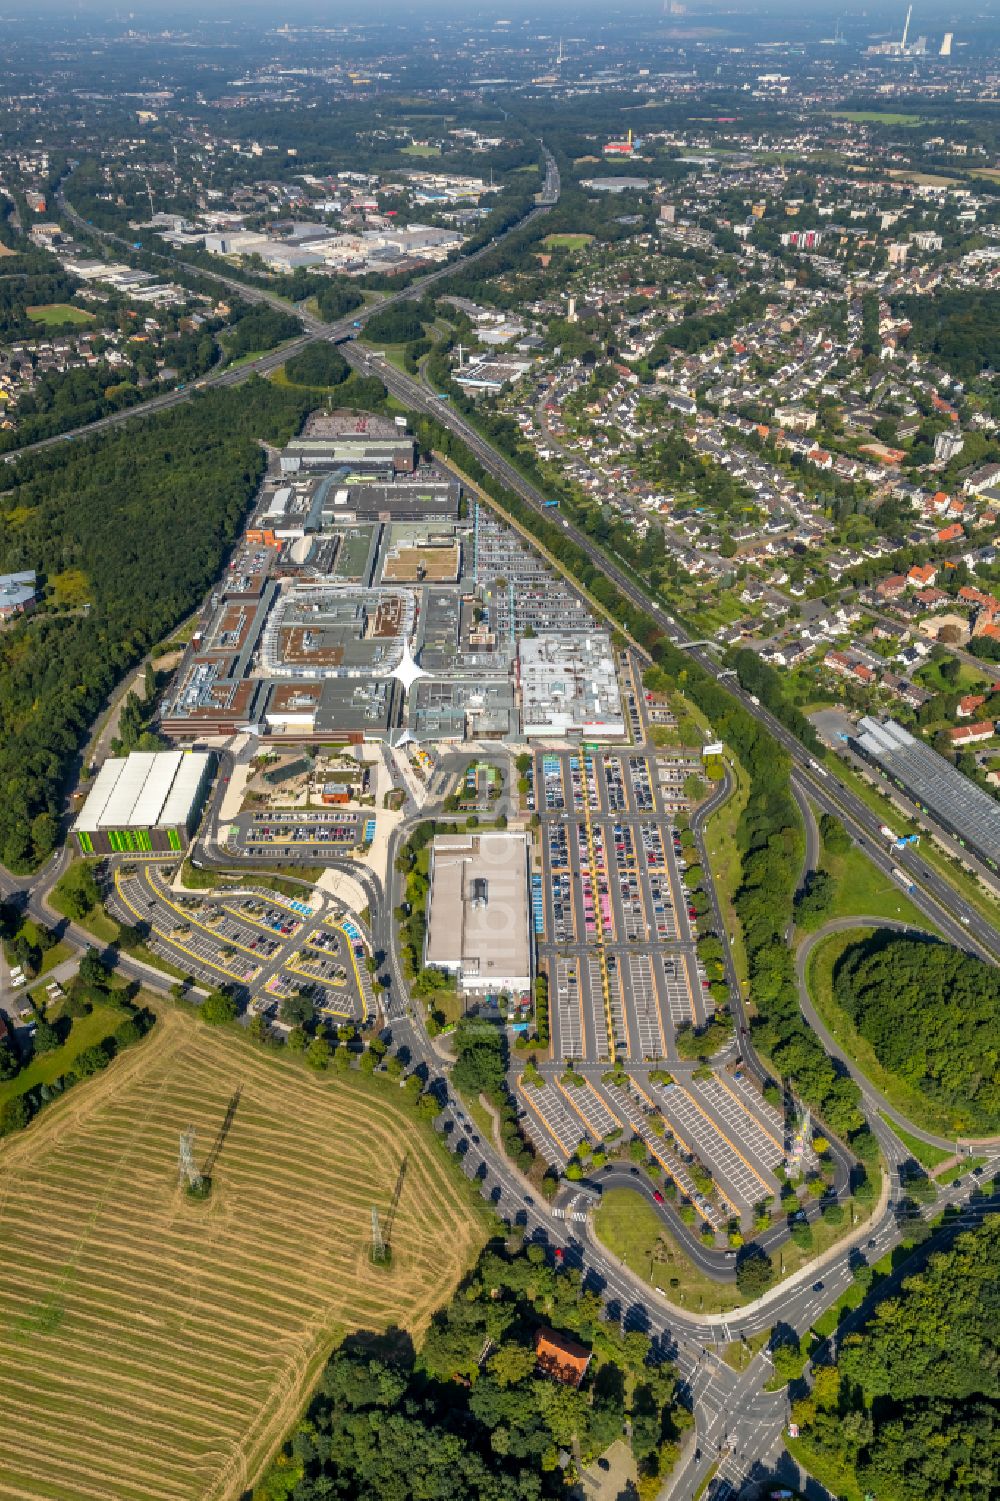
[
  {"left": 594, "top": 1186, "right": 874, "bottom": 1317},
  {"left": 542, "top": 233, "right": 594, "bottom": 250},
  {"left": 721, "top": 1328, "right": 769, "bottom": 1372},
  {"left": 819, "top": 840, "right": 933, "bottom": 929},
  {"left": 702, "top": 751, "right": 750, "bottom": 989},
  {"left": 0, "top": 999, "right": 124, "bottom": 1109},
  {"left": 49, "top": 866, "right": 120, "bottom": 946},
  {"left": 401, "top": 142, "right": 441, "bottom": 157},
  {"left": 831, "top": 109, "right": 923, "bottom": 125},
  {"left": 805, "top": 929, "right": 967, "bottom": 1139},
  {"left": 594, "top": 1189, "right": 745, "bottom": 1313},
  {"left": 937, "top": 1156, "right": 985, "bottom": 1185},
  {"left": 915, "top": 657, "right": 989, "bottom": 695},
  {"left": 878, "top": 1113, "right": 951, "bottom": 1170},
  {"left": 26, "top": 302, "right": 96, "bottom": 326}
]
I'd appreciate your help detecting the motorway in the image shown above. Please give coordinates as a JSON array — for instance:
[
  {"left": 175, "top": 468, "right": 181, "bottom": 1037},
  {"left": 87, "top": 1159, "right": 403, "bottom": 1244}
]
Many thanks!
[
  {"left": 1, "top": 147, "right": 559, "bottom": 464},
  {"left": 2, "top": 140, "right": 999, "bottom": 1496}
]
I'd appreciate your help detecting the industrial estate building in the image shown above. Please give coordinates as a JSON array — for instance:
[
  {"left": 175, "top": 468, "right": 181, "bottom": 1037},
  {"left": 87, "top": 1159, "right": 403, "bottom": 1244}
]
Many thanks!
[
  {"left": 424, "top": 832, "right": 532, "bottom": 996},
  {"left": 74, "top": 750, "right": 214, "bottom": 855},
  {"left": 853, "top": 715, "right": 1000, "bottom": 869}
]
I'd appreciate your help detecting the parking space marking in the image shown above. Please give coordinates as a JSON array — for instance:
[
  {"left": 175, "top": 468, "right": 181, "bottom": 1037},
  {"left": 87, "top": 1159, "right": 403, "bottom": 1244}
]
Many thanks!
[
  {"left": 714, "top": 1071, "right": 785, "bottom": 1159},
  {"left": 584, "top": 956, "right": 612, "bottom": 1063},
  {"left": 653, "top": 1080, "right": 771, "bottom": 1214},
  {"left": 626, "top": 952, "right": 666, "bottom": 1060},
  {"left": 689, "top": 1076, "right": 783, "bottom": 1180},
  {"left": 553, "top": 957, "right": 585, "bottom": 1061},
  {"left": 518, "top": 1076, "right": 585, "bottom": 1159}
]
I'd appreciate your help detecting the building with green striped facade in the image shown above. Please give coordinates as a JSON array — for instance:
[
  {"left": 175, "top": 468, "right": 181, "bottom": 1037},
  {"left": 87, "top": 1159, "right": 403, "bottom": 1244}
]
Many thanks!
[{"left": 74, "top": 750, "right": 214, "bottom": 857}]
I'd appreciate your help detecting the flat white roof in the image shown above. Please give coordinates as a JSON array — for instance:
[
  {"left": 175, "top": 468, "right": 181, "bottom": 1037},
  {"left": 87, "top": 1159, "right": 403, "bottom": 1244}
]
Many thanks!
[
  {"left": 160, "top": 753, "right": 212, "bottom": 827},
  {"left": 74, "top": 750, "right": 212, "bottom": 831},
  {"left": 128, "top": 750, "right": 184, "bottom": 826},
  {"left": 75, "top": 758, "right": 128, "bottom": 833}
]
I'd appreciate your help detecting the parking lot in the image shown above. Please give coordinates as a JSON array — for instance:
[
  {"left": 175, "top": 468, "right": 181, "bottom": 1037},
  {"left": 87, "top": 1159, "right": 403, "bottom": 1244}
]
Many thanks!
[
  {"left": 648, "top": 1074, "right": 782, "bottom": 1219},
  {"left": 535, "top": 749, "right": 711, "bottom": 1065},
  {"left": 108, "top": 860, "right": 370, "bottom": 1024},
  {"left": 227, "top": 809, "right": 369, "bottom": 858}
]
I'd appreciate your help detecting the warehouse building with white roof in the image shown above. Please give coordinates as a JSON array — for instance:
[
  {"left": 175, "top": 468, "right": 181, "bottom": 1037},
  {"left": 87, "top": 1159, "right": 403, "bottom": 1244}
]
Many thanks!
[{"left": 74, "top": 750, "right": 214, "bottom": 855}]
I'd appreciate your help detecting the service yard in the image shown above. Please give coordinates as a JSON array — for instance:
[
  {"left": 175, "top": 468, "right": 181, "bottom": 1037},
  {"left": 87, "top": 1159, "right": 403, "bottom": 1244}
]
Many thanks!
[{"left": 0, "top": 1009, "right": 488, "bottom": 1501}]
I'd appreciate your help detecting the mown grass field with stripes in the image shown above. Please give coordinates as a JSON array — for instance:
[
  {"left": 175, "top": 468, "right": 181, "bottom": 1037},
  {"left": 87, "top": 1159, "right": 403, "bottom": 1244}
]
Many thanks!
[{"left": 0, "top": 1009, "right": 488, "bottom": 1501}]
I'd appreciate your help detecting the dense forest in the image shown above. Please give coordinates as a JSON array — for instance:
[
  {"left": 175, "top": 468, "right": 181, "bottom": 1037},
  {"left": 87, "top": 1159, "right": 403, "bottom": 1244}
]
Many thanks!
[
  {"left": 833, "top": 935, "right": 1000, "bottom": 1133},
  {"left": 256, "top": 1240, "right": 686, "bottom": 1501},
  {"left": 0, "top": 378, "right": 311, "bottom": 869},
  {"left": 894, "top": 290, "right": 1000, "bottom": 381},
  {"left": 793, "top": 1214, "right": 1000, "bottom": 1501},
  {"left": 283, "top": 341, "right": 350, "bottom": 389}
]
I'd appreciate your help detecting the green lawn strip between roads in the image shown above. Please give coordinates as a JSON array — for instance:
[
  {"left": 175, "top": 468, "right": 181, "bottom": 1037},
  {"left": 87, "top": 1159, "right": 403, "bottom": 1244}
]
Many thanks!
[
  {"left": 818, "top": 841, "right": 932, "bottom": 929},
  {"left": 592, "top": 1187, "right": 875, "bottom": 1316},
  {"left": 702, "top": 751, "right": 750, "bottom": 990},
  {"left": 594, "top": 1188, "right": 745, "bottom": 1314},
  {"left": 817, "top": 753, "right": 1000, "bottom": 932},
  {"left": 878, "top": 1114, "right": 952, "bottom": 1171},
  {"left": 721, "top": 1328, "right": 769, "bottom": 1372},
  {"left": 805, "top": 929, "right": 966, "bottom": 1140}
]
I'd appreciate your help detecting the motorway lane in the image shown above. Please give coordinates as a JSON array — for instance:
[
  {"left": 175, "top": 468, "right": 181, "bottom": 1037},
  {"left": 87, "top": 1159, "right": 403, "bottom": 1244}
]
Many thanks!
[
  {"left": 796, "top": 916, "right": 1000, "bottom": 1153},
  {"left": 3, "top": 155, "right": 560, "bottom": 465},
  {"left": 794, "top": 769, "right": 995, "bottom": 957}
]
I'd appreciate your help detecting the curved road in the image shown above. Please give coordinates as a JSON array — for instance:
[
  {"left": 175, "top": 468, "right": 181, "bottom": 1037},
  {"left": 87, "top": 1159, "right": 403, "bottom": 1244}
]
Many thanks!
[{"left": 796, "top": 916, "right": 1000, "bottom": 1155}]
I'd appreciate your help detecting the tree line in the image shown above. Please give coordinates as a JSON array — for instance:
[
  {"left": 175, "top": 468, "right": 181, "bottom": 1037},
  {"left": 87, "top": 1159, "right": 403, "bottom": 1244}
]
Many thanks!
[{"left": 256, "top": 1238, "right": 687, "bottom": 1501}]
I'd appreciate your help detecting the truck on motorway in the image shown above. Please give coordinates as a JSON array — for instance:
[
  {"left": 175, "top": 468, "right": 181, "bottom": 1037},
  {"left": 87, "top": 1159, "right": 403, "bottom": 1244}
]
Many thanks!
[{"left": 891, "top": 866, "right": 916, "bottom": 893}]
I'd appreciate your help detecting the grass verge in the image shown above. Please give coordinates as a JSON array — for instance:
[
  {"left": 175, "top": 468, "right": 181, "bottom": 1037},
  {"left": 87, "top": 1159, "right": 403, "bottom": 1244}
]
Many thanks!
[
  {"left": 877, "top": 1113, "right": 951, "bottom": 1170},
  {"left": 702, "top": 752, "right": 750, "bottom": 990},
  {"left": 819, "top": 841, "right": 933, "bottom": 929}
]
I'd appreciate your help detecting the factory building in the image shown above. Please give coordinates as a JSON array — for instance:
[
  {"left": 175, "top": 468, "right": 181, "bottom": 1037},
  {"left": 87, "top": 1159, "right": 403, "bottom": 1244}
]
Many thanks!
[
  {"left": 74, "top": 750, "right": 214, "bottom": 855},
  {"left": 424, "top": 832, "right": 532, "bottom": 996},
  {"left": 517, "top": 632, "right": 625, "bottom": 740}
]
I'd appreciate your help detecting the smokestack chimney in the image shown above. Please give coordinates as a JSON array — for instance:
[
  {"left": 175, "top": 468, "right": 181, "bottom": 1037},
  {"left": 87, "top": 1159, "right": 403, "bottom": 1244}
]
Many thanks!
[{"left": 902, "top": 4, "right": 912, "bottom": 48}]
